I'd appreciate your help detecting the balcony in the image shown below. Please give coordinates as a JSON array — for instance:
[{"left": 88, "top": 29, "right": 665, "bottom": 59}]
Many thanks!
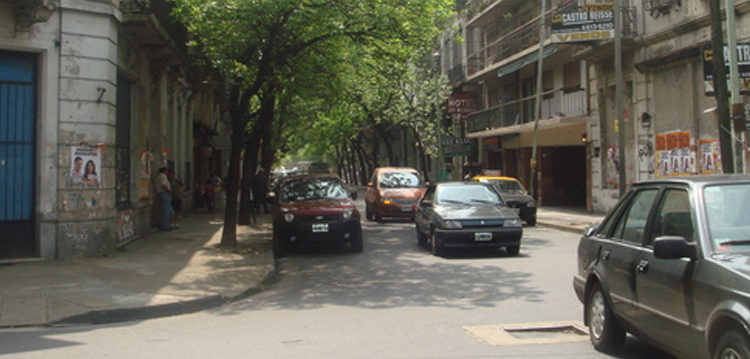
[
  {"left": 120, "top": 0, "right": 188, "bottom": 60},
  {"left": 467, "top": 87, "right": 586, "bottom": 134},
  {"left": 449, "top": 63, "right": 466, "bottom": 84},
  {"left": 466, "top": 3, "right": 636, "bottom": 77}
]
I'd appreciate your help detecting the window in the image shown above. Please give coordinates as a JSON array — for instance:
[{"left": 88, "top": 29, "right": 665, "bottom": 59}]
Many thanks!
[
  {"left": 612, "top": 189, "right": 658, "bottom": 243},
  {"left": 650, "top": 189, "right": 693, "bottom": 244}
]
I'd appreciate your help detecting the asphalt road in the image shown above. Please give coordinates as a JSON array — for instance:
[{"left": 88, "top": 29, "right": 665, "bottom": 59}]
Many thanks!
[{"left": 0, "top": 217, "right": 674, "bottom": 358}]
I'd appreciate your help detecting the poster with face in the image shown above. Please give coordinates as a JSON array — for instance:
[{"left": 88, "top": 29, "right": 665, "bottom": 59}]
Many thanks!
[{"left": 71, "top": 145, "right": 101, "bottom": 187}]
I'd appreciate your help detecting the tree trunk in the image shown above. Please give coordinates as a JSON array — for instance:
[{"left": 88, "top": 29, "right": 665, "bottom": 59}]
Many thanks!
[
  {"left": 238, "top": 134, "right": 260, "bottom": 225},
  {"left": 220, "top": 85, "right": 247, "bottom": 248},
  {"left": 238, "top": 92, "right": 276, "bottom": 224},
  {"left": 374, "top": 123, "right": 395, "bottom": 165}
]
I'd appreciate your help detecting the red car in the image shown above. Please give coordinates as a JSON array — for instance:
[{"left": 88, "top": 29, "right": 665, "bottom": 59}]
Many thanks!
[
  {"left": 365, "top": 167, "right": 426, "bottom": 221},
  {"left": 270, "top": 174, "right": 362, "bottom": 257}
]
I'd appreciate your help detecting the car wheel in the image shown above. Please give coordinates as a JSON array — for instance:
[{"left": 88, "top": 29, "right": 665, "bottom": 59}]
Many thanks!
[
  {"left": 587, "top": 283, "right": 625, "bottom": 353},
  {"left": 416, "top": 226, "right": 427, "bottom": 246},
  {"left": 506, "top": 244, "right": 520, "bottom": 256},
  {"left": 526, "top": 216, "right": 536, "bottom": 226},
  {"left": 374, "top": 212, "right": 383, "bottom": 222},
  {"left": 272, "top": 225, "right": 287, "bottom": 258},
  {"left": 350, "top": 227, "right": 364, "bottom": 253},
  {"left": 714, "top": 329, "right": 750, "bottom": 359},
  {"left": 430, "top": 230, "right": 443, "bottom": 256}
]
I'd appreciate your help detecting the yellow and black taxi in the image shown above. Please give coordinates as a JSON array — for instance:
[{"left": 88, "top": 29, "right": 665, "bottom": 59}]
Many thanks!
[{"left": 471, "top": 175, "right": 537, "bottom": 226}]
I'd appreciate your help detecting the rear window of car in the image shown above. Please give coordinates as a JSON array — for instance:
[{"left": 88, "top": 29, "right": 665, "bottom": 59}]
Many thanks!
[
  {"left": 436, "top": 184, "right": 503, "bottom": 206},
  {"left": 478, "top": 179, "right": 525, "bottom": 194},
  {"left": 280, "top": 178, "right": 349, "bottom": 202},
  {"left": 379, "top": 171, "right": 422, "bottom": 189}
]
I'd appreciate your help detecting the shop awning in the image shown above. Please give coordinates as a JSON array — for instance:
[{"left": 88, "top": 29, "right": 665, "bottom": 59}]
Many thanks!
[{"left": 497, "top": 44, "right": 559, "bottom": 78}]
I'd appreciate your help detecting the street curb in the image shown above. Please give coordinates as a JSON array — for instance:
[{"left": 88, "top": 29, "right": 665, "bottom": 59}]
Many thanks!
[
  {"left": 537, "top": 221, "right": 587, "bottom": 235},
  {"left": 49, "top": 263, "right": 278, "bottom": 327}
]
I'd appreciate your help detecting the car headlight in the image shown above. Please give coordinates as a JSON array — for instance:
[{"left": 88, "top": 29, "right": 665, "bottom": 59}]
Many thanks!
[
  {"left": 284, "top": 212, "right": 295, "bottom": 223},
  {"left": 381, "top": 198, "right": 393, "bottom": 205},
  {"left": 504, "top": 218, "right": 522, "bottom": 227},
  {"left": 342, "top": 208, "right": 353, "bottom": 220},
  {"left": 443, "top": 220, "right": 463, "bottom": 229}
]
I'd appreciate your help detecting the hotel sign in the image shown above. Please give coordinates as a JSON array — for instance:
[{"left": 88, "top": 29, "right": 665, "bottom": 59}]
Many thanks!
[{"left": 551, "top": 3, "right": 614, "bottom": 43}]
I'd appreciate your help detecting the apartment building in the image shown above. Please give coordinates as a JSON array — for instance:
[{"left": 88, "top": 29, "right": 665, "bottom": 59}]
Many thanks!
[{"left": 440, "top": 0, "right": 748, "bottom": 211}]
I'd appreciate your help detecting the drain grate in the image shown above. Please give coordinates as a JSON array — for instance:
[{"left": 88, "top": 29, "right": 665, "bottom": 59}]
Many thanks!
[{"left": 464, "top": 321, "right": 590, "bottom": 346}]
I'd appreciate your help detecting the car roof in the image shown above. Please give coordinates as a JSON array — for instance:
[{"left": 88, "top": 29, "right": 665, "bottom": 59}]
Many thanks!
[
  {"left": 472, "top": 175, "right": 519, "bottom": 181},
  {"left": 374, "top": 167, "right": 420, "bottom": 173},
  {"left": 280, "top": 173, "right": 341, "bottom": 182},
  {"left": 633, "top": 174, "right": 750, "bottom": 188},
  {"left": 436, "top": 181, "right": 491, "bottom": 187}
]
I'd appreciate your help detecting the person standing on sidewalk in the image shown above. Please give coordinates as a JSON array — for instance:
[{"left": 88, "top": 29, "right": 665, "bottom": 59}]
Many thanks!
[{"left": 155, "top": 167, "right": 176, "bottom": 231}]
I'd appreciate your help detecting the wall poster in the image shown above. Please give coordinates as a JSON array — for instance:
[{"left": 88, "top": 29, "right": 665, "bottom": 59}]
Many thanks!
[
  {"left": 70, "top": 145, "right": 101, "bottom": 187},
  {"left": 654, "top": 131, "right": 696, "bottom": 178}
]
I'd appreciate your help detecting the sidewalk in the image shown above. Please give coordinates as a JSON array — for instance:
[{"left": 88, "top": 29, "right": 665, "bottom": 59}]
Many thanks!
[
  {"left": 536, "top": 206, "right": 606, "bottom": 234},
  {"left": 0, "top": 213, "right": 276, "bottom": 328},
  {"left": 0, "top": 207, "right": 604, "bottom": 328}
]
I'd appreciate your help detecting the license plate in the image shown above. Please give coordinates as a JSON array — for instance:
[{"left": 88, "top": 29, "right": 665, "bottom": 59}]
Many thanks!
[
  {"left": 510, "top": 208, "right": 520, "bottom": 214},
  {"left": 475, "top": 232, "right": 492, "bottom": 241},
  {"left": 401, "top": 207, "right": 413, "bottom": 212},
  {"left": 312, "top": 223, "right": 329, "bottom": 233}
]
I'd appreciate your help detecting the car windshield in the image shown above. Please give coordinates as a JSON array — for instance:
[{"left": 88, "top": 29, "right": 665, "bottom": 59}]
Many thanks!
[
  {"left": 279, "top": 178, "right": 349, "bottom": 202},
  {"left": 436, "top": 185, "right": 503, "bottom": 206},
  {"left": 478, "top": 179, "right": 526, "bottom": 194},
  {"left": 704, "top": 183, "right": 750, "bottom": 251},
  {"left": 379, "top": 171, "right": 422, "bottom": 189}
]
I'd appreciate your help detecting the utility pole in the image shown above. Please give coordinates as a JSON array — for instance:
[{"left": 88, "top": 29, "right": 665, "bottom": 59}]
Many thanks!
[
  {"left": 710, "top": 0, "right": 735, "bottom": 173},
  {"left": 726, "top": 0, "right": 744, "bottom": 173},
  {"left": 615, "top": 0, "right": 626, "bottom": 197},
  {"left": 530, "top": 0, "right": 547, "bottom": 198}
]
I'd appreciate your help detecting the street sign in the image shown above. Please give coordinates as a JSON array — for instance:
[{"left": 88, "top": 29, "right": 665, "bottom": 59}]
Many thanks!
[
  {"left": 702, "top": 43, "right": 750, "bottom": 96},
  {"left": 551, "top": 3, "right": 614, "bottom": 43},
  {"left": 442, "top": 136, "right": 473, "bottom": 157}
]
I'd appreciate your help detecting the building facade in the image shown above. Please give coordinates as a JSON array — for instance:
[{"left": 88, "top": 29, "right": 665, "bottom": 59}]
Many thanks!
[
  {"left": 0, "top": 0, "right": 224, "bottom": 260},
  {"left": 440, "top": 0, "right": 748, "bottom": 212}
]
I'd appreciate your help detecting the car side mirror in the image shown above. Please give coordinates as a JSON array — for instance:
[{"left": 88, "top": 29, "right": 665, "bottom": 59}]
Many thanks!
[
  {"left": 420, "top": 200, "right": 433, "bottom": 207},
  {"left": 584, "top": 224, "right": 598, "bottom": 237},
  {"left": 350, "top": 191, "right": 358, "bottom": 200},
  {"left": 424, "top": 181, "right": 430, "bottom": 187},
  {"left": 653, "top": 236, "right": 697, "bottom": 260}
]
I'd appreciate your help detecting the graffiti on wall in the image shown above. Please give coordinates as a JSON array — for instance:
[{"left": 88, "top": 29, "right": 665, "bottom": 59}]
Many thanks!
[
  {"left": 604, "top": 145, "right": 619, "bottom": 189},
  {"left": 654, "top": 131, "right": 696, "bottom": 177},
  {"left": 139, "top": 150, "right": 153, "bottom": 200},
  {"left": 115, "top": 209, "right": 136, "bottom": 243}
]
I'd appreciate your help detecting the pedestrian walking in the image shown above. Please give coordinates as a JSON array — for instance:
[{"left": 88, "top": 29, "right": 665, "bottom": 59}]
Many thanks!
[{"left": 154, "top": 167, "right": 176, "bottom": 231}]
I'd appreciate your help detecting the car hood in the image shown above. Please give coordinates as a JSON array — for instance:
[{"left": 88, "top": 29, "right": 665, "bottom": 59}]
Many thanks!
[
  {"left": 500, "top": 193, "right": 534, "bottom": 203},
  {"left": 711, "top": 252, "right": 750, "bottom": 278},
  {"left": 435, "top": 204, "right": 518, "bottom": 219},
  {"left": 379, "top": 188, "right": 425, "bottom": 199},
  {"left": 280, "top": 199, "right": 354, "bottom": 215}
]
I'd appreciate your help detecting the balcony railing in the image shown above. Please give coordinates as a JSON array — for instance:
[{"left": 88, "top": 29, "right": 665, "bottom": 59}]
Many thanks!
[
  {"left": 466, "top": 4, "right": 636, "bottom": 77},
  {"left": 449, "top": 63, "right": 466, "bottom": 84},
  {"left": 120, "top": 0, "right": 187, "bottom": 54},
  {"left": 466, "top": 87, "right": 586, "bottom": 133}
]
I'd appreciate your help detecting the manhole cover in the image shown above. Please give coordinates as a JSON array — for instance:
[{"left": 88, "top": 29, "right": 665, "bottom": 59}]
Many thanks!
[{"left": 464, "top": 321, "right": 590, "bottom": 346}]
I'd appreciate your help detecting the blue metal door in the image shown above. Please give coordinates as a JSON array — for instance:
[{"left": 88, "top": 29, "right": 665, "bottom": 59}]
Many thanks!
[{"left": 0, "top": 51, "right": 36, "bottom": 258}]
